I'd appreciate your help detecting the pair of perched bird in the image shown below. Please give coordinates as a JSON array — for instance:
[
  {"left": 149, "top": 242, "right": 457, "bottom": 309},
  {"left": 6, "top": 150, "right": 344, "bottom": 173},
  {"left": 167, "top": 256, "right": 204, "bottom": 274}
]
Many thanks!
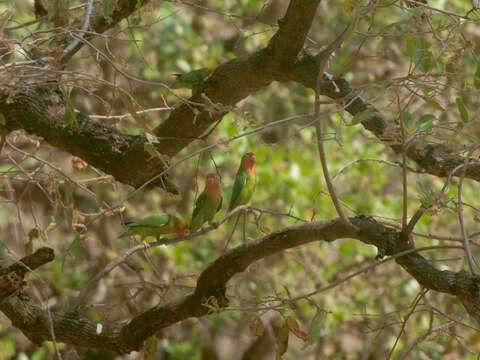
[{"left": 119, "top": 152, "right": 256, "bottom": 240}]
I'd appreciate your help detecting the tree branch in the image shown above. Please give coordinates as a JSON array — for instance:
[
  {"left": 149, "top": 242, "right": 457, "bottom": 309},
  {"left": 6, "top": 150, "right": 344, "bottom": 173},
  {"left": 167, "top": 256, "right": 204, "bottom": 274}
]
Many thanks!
[
  {"left": 0, "top": 86, "right": 178, "bottom": 193},
  {"left": 286, "top": 54, "right": 480, "bottom": 183},
  {"left": 0, "top": 247, "right": 54, "bottom": 300},
  {"left": 2, "top": 217, "right": 480, "bottom": 353},
  {"left": 153, "top": 0, "right": 321, "bottom": 156}
]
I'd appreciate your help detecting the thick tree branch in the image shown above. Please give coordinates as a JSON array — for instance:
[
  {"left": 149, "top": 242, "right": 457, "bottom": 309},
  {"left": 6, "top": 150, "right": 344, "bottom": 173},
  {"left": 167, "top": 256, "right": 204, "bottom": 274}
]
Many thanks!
[
  {"left": 287, "top": 54, "right": 480, "bottom": 182},
  {"left": 0, "top": 86, "right": 178, "bottom": 193},
  {"left": 0, "top": 247, "right": 54, "bottom": 300},
  {"left": 2, "top": 0, "right": 477, "bottom": 194},
  {"left": 153, "top": 0, "right": 321, "bottom": 156},
  {"left": 1, "top": 0, "right": 321, "bottom": 192},
  {"left": 2, "top": 217, "right": 480, "bottom": 353}
]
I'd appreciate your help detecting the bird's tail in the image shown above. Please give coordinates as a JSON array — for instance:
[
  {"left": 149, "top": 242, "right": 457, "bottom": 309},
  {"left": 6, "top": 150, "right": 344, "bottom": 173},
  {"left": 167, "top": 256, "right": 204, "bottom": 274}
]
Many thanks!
[{"left": 222, "top": 212, "right": 242, "bottom": 252}]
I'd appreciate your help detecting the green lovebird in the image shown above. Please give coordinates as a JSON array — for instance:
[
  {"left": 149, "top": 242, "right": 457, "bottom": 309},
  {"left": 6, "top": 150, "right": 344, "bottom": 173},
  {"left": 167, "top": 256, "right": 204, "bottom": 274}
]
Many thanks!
[
  {"left": 190, "top": 173, "right": 223, "bottom": 232},
  {"left": 119, "top": 214, "right": 189, "bottom": 241},
  {"left": 172, "top": 68, "right": 211, "bottom": 91},
  {"left": 228, "top": 152, "right": 256, "bottom": 211}
]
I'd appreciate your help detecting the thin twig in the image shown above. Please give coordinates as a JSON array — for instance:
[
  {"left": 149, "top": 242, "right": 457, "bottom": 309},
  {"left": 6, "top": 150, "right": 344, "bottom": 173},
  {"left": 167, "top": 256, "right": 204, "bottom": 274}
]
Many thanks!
[
  {"left": 62, "top": 0, "right": 94, "bottom": 59},
  {"left": 314, "top": 23, "right": 356, "bottom": 231},
  {"left": 398, "top": 95, "right": 408, "bottom": 234},
  {"left": 73, "top": 205, "right": 250, "bottom": 310},
  {"left": 457, "top": 143, "right": 480, "bottom": 275},
  {"left": 388, "top": 288, "right": 428, "bottom": 359}
]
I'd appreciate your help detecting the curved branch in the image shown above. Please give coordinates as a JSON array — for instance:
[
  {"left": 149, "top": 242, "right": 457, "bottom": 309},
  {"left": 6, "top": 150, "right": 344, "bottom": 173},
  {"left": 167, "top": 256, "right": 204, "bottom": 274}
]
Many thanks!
[
  {"left": 287, "top": 54, "right": 480, "bottom": 183},
  {"left": 153, "top": 0, "right": 321, "bottom": 156},
  {"left": 60, "top": 0, "right": 150, "bottom": 64},
  {"left": 1, "top": 0, "right": 321, "bottom": 192},
  {"left": 0, "top": 87, "right": 178, "bottom": 193},
  {"left": 2, "top": 217, "right": 480, "bottom": 353},
  {"left": 0, "top": 247, "right": 54, "bottom": 300}
]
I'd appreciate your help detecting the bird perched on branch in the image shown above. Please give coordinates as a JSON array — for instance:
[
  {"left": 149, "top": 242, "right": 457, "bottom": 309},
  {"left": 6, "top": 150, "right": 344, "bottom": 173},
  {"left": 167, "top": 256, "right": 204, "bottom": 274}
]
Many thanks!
[
  {"left": 172, "top": 67, "right": 212, "bottom": 92},
  {"left": 228, "top": 152, "right": 256, "bottom": 211},
  {"left": 119, "top": 214, "right": 189, "bottom": 241},
  {"left": 190, "top": 173, "right": 223, "bottom": 232}
]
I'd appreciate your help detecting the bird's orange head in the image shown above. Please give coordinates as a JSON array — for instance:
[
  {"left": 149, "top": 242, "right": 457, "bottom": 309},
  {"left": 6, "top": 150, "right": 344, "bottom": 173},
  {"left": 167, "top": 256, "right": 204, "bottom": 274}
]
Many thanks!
[
  {"left": 241, "top": 152, "right": 256, "bottom": 174},
  {"left": 205, "top": 173, "right": 221, "bottom": 196}
]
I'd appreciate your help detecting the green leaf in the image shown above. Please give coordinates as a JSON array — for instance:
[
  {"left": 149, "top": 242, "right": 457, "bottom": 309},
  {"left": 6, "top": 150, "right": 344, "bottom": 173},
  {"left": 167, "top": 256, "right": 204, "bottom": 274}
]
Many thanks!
[
  {"left": 456, "top": 98, "right": 469, "bottom": 122},
  {"left": 404, "top": 33, "right": 417, "bottom": 58},
  {"left": 306, "top": 307, "right": 327, "bottom": 346},
  {"left": 421, "top": 96, "right": 445, "bottom": 111},
  {"left": 474, "top": 216, "right": 480, "bottom": 223},
  {"left": 349, "top": 108, "right": 374, "bottom": 126},
  {"left": 59, "top": 85, "right": 76, "bottom": 125},
  {"left": 344, "top": 13, "right": 359, "bottom": 44},
  {"left": 416, "top": 114, "right": 435, "bottom": 132},
  {"left": 145, "top": 133, "right": 159, "bottom": 144},
  {"left": 144, "top": 142, "right": 160, "bottom": 157},
  {"left": 402, "top": 111, "right": 412, "bottom": 126},
  {"left": 103, "top": 0, "right": 116, "bottom": 19}
]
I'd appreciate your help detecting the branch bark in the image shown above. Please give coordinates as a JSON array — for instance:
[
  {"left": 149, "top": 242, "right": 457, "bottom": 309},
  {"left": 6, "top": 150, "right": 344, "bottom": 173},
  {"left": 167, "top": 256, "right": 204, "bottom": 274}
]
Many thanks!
[
  {"left": 0, "top": 247, "right": 54, "bottom": 300},
  {"left": 2, "top": 217, "right": 480, "bottom": 353},
  {"left": 3, "top": 0, "right": 475, "bottom": 193},
  {"left": 0, "top": 87, "right": 178, "bottom": 193}
]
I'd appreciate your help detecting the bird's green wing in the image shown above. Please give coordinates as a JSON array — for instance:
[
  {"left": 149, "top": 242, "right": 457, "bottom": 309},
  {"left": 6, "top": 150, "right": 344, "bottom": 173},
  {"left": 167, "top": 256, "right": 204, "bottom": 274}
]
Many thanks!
[
  {"left": 217, "top": 196, "right": 223, "bottom": 213},
  {"left": 190, "top": 192, "right": 208, "bottom": 232},
  {"left": 192, "top": 192, "right": 207, "bottom": 220},
  {"left": 173, "top": 68, "right": 209, "bottom": 89},
  {"left": 228, "top": 170, "right": 247, "bottom": 211},
  {"left": 129, "top": 214, "right": 170, "bottom": 228}
]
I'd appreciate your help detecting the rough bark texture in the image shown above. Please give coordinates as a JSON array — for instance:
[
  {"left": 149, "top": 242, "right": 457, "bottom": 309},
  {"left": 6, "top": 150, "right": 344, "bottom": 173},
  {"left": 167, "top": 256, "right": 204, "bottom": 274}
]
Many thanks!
[
  {"left": 2, "top": 0, "right": 476, "bottom": 193},
  {"left": 0, "top": 86, "right": 178, "bottom": 192},
  {"left": 2, "top": 217, "right": 480, "bottom": 353},
  {"left": 2, "top": 0, "right": 480, "bottom": 354}
]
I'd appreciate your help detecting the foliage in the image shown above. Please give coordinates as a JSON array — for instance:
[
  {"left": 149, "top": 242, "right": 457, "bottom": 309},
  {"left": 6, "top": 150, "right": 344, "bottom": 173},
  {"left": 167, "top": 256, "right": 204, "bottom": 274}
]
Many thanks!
[{"left": 1, "top": 0, "right": 480, "bottom": 359}]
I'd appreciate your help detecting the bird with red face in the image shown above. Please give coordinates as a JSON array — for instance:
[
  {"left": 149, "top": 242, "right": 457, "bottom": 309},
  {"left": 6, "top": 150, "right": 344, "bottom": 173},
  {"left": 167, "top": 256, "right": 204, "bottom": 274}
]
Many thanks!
[
  {"left": 190, "top": 173, "right": 223, "bottom": 232},
  {"left": 119, "top": 214, "right": 189, "bottom": 241},
  {"left": 228, "top": 152, "right": 256, "bottom": 211}
]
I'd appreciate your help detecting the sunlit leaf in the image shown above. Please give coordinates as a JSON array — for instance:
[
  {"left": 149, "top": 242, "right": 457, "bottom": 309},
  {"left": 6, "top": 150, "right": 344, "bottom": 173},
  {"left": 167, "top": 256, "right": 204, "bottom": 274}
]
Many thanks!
[
  {"left": 415, "top": 114, "right": 435, "bottom": 132},
  {"left": 349, "top": 108, "right": 374, "bottom": 126},
  {"left": 456, "top": 97, "right": 469, "bottom": 122}
]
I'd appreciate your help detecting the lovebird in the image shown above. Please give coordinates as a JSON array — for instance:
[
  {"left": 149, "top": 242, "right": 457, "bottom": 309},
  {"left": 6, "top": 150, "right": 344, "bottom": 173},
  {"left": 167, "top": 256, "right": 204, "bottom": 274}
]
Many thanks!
[
  {"left": 172, "top": 68, "right": 211, "bottom": 91},
  {"left": 228, "top": 152, "right": 256, "bottom": 211},
  {"left": 119, "top": 214, "right": 189, "bottom": 241},
  {"left": 190, "top": 173, "right": 223, "bottom": 232}
]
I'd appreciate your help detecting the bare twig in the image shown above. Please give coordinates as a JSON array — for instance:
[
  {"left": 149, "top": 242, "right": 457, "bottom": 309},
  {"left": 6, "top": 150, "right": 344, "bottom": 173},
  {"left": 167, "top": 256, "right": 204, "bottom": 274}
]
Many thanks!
[
  {"left": 61, "top": 0, "right": 95, "bottom": 62},
  {"left": 314, "top": 22, "right": 357, "bottom": 231},
  {"left": 457, "top": 143, "right": 480, "bottom": 275},
  {"left": 74, "top": 205, "right": 250, "bottom": 310},
  {"left": 388, "top": 288, "right": 428, "bottom": 359}
]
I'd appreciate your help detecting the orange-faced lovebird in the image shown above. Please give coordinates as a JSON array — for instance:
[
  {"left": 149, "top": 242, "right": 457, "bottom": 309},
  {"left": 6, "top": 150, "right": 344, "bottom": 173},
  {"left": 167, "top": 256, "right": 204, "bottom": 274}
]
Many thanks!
[
  {"left": 119, "top": 214, "right": 189, "bottom": 241},
  {"left": 190, "top": 173, "right": 223, "bottom": 232},
  {"left": 228, "top": 152, "right": 256, "bottom": 211}
]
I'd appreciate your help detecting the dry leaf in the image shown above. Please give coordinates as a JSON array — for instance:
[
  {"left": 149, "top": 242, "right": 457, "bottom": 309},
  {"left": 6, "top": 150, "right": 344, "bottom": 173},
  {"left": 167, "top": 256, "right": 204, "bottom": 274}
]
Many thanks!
[
  {"left": 249, "top": 316, "right": 264, "bottom": 337},
  {"left": 275, "top": 321, "right": 289, "bottom": 360},
  {"left": 71, "top": 156, "right": 88, "bottom": 170},
  {"left": 286, "top": 316, "right": 307, "bottom": 342}
]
